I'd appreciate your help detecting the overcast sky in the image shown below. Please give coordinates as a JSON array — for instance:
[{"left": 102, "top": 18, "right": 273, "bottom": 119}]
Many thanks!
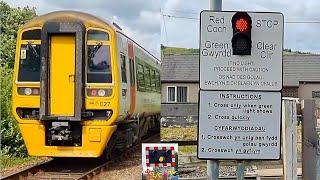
[
  {"left": 4, "top": 0, "right": 320, "bottom": 55},
  {"left": 161, "top": 0, "right": 320, "bottom": 53},
  {"left": 4, "top": 0, "right": 161, "bottom": 58}
]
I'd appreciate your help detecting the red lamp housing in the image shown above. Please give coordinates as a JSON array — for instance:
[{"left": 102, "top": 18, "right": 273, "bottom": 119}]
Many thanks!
[{"left": 231, "top": 12, "right": 252, "bottom": 55}]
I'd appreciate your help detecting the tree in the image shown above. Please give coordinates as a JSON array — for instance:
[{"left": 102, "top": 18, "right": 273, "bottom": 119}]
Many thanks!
[
  {"left": 0, "top": 2, "right": 37, "bottom": 157},
  {"left": 0, "top": 1, "right": 37, "bottom": 68}
]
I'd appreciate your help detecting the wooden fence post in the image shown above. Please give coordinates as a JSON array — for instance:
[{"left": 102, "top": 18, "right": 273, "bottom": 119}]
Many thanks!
[
  {"left": 301, "top": 99, "right": 318, "bottom": 180},
  {"left": 282, "top": 98, "right": 298, "bottom": 180}
]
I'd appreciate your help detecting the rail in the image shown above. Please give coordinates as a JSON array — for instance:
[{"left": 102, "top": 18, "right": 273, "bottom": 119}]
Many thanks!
[{"left": 1, "top": 132, "right": 159, "bottom": 180}]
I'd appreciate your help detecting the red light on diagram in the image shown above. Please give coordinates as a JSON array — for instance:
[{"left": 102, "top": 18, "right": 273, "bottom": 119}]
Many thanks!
[{"left": 235, "top": 18, "right": 248, "bottom": 32}]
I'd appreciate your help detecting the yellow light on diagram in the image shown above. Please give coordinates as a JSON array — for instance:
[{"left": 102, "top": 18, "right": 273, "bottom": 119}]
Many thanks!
[{"left": 159, "top": 156, "right": 165, "bottom": 162}]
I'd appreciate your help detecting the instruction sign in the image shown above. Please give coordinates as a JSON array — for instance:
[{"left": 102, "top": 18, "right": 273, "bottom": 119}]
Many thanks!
[
  {"left": 199, "top": 11, "right": 284, "bottom": 91},
  {"left": 197, "top": 90, "right": 281, "bottom": 159}
]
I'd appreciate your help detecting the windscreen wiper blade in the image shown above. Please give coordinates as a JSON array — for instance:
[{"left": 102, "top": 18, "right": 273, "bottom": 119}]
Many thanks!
[
  {"left": 27, "top": 42, "right": 39, "bottom": 57},
  {"left": 89, "top": 42, "right": 102, "bottom": 58}
]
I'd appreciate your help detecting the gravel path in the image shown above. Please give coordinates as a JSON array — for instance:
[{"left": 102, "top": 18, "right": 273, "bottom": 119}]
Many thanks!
[
  {"left": 94, "top": 148, "right": 143, "bottom": 180},
  {"left": 93, "top": 152, "right": 256, "bottom": 179},
  {"left": 178, "top": 166, "right": 207, "bottom": 178},
  {"left": 178, "top": 165, "right": 256, "bottom": 178}
]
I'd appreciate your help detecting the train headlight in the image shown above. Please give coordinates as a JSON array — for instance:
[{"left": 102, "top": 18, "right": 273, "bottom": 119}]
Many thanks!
[
  {"left": 18, "top": 87, "right": 40, "bottom": 95},
  {"left": 98, "top": 89, "right": 105, "bottom": 96},
  {"left": 87, "top": 88, "right": 112, "bottom": 97},
  {"left": 24, "top": 88, "right": 32, "bottom": 95}
]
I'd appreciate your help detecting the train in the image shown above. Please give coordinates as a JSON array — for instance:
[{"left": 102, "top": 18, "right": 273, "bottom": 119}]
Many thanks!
[{"left": 11, "top": 10, "right": 161, "bottom": 159}]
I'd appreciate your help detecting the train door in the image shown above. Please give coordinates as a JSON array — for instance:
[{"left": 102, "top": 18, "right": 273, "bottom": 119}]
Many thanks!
[
  {"left": 120, "top": 52, "right": 130, "bottom": 116},
  {"left": 128, "top": 41, "right": 136, "bottom": 117},
  {"left": 49, "top": 35, "right": 76, "bottom": 116}
]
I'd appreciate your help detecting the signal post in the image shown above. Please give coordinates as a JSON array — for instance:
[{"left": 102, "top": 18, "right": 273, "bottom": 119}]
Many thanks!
[{"left": 197, "top": 10, "right": 284, "bottom": 179}]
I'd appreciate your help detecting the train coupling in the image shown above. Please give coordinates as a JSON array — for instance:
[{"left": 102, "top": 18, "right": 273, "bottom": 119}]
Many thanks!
[
  {"left": 46, "top": 121, "right": 82, "bottom": 146},
  {"left": 49, "top": 125, "right": 71, "bottom": 141}
]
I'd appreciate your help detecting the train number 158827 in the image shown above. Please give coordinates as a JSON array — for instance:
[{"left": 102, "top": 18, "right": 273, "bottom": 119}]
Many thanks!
[
  {"left": 89, "top": 101, "right": 110, "bottom": 107},
  {"left": 99, "top": 102, "right": 110, "bottom": 107}
]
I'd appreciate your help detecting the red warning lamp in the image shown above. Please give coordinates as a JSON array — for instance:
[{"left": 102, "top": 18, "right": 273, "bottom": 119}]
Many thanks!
[
  {"left": 235, "top": 18, "right": 249, "bottom": 32},
  {"left": 231, "top": 12, "right": 252, "bottom": 55}
]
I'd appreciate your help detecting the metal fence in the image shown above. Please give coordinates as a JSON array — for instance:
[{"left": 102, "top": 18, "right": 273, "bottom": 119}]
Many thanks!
[{"left": 316, "top": 100, "right": 320, "bottom": 126}]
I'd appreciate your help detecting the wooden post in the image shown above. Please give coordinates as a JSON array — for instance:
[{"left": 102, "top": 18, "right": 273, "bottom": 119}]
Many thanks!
[
  {"left": 282, "top": 98, "right": 298, "bottom": 180},
  {"left": 316, "top": 101, "right": 320, "bottom": 180},
  {"left": 236, "top": 160, "right": 245, "bottom": 180},
  {"left": 301, "top": 99, "right": 318, "bottom": 180},
  {"left": 317, "top": 137, "right": 320, "bottom": 180}
]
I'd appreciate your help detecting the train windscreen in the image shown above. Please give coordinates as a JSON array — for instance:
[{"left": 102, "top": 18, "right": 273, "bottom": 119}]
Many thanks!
[
  {"left": 87, "top": 44, "right": 112, "bottom": 83},
  {"left": 17, "top": 44, "right": 41, "bottom": 82}
]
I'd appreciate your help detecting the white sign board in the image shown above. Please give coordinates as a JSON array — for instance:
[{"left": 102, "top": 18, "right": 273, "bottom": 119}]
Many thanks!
[
  {"left": 200, "top": 11, "right": 284, "bottom": 91},
  {"left": 197, "top": 90, "right": 281, "bottom": 159}
]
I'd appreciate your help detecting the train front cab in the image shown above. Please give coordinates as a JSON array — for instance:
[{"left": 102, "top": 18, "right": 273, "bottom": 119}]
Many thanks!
[{"left": 12, "top": 22, "right": 120, "bottom": 158}]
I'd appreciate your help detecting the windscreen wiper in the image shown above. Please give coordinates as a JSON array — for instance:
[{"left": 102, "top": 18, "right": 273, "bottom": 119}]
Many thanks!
[
  {"left": 27, "top": 42, "right": 39, "bottom": 57},
  {"left": 89, "top": 42, "right": 102, "bottom": 58}
]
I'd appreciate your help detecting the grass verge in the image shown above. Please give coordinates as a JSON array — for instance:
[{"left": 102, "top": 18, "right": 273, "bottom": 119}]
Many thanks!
[
  {"left": 178, "top": 146, "right": 197, "bottom": 155},
  {"left": 161, "top": 127, "right": 197, "bottom": 141},
  {"left": 0, "top": 155, "right": 38, "bottom": 170}
]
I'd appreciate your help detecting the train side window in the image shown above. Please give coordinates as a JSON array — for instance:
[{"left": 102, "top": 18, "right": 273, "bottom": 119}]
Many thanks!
[
  {"left": 155, "top": 71, "right": 160, "bottom": 91},
  {"left": 145, "top": 66, "right": 151, "bottom": 89},
  {"left": 129, "top": 58, "right": 135, "bottom": 85},
  {"left": 137, "top": 63, "right": 145, "bottom": 88},
  {"left": 151, "top": 69, "right": 156, "bottom": 90},
  {"left": 120, "top": 54, "right": 127, "bottom": 83},
  {"left": 87, "top": 30, "right": 109, "bottom": 41}
]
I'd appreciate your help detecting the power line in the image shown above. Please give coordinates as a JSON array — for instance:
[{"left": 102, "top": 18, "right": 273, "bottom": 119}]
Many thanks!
[
  {"left": 164, "top": 9, "right": 198, "bottom": 14},
  {"left": 162, "top": 14, "right": 320, "bottom": 23},
  {"left": 163, "top": 14, "right": 199, "bottom": 20},
  {"left": 160, "top": 9, "right": 169, "bottom": 46},
  {"left": 285, "top": 21, "right": 320, "bottom": 23}
]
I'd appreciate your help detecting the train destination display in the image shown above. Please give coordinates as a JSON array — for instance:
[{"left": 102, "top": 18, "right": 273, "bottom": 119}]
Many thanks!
[
  {"left": 199, "top": 11, "right": 284, "bottom": 91},
  {"left": 197, "top": 91, "right": 281, "bottom": 159}
]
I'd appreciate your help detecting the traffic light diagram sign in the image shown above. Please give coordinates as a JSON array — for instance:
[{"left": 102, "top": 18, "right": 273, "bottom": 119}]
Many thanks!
[
  {"left": 146, "top": 146, "right": 176, "bottom": 167},
  {"left": 142, "top": 143, "right": 178, "bottom": 179},
  {"left": 199, "top": 11, "right": 284, "bottom": 91}
]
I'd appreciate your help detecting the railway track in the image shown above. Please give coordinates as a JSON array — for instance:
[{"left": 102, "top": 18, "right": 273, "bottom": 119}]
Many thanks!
[{"left": 1, "top": 132, "right": 160, "bottom": 180}]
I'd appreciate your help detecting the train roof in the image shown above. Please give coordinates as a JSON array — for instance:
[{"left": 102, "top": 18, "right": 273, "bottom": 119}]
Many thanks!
[
  {"left": 20, "top": 10, "right": 160, "bottom": 62},
  {"left": 21, "top": 10, "right": 116, "bottom": 30}
]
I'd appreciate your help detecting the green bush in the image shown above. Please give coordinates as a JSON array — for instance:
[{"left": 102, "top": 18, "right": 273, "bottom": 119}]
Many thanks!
[
  {"left": 0, "top": 1, "right": 37, "bottom": 159},
  {"left": 0, "top": 1, "right": 37, "bottom": 68},
  {"left": 1, "top": 64, "right": 28, "bottom": 157}
]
